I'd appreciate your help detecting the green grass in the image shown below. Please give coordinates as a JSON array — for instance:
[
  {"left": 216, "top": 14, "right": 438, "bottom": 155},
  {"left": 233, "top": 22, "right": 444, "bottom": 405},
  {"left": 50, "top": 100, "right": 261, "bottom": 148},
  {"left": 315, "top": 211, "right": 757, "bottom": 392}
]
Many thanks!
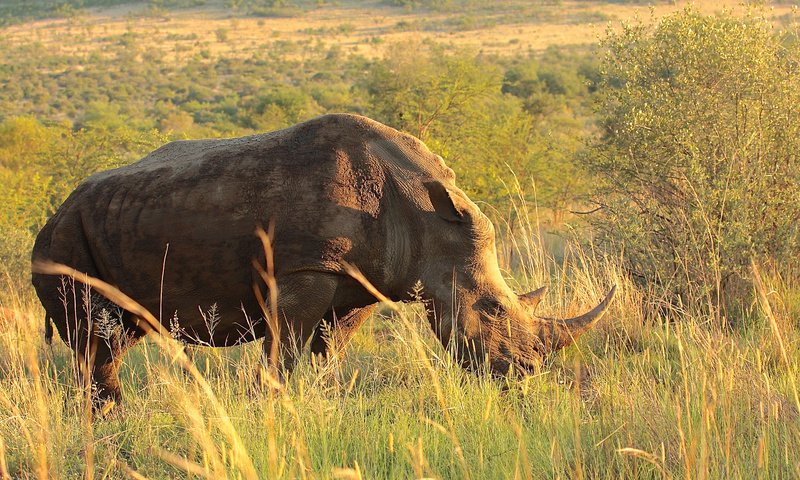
[{"left": 1, "top": 230, "right": 798, "bottom": 479}]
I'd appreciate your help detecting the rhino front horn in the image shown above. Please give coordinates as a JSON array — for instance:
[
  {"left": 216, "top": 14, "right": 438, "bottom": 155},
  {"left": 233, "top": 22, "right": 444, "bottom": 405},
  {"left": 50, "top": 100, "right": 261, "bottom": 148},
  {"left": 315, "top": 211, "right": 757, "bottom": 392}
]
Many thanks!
[{"left": 539, "top": 285, "right": 617, "bottom": 352}]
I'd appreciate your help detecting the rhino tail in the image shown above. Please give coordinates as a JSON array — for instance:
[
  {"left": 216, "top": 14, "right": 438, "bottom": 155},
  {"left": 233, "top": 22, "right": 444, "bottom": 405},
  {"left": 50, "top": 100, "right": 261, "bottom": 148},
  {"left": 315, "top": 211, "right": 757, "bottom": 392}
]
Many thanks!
[{"left": 44, "top": 315, "right": 53, "bottom": 344}]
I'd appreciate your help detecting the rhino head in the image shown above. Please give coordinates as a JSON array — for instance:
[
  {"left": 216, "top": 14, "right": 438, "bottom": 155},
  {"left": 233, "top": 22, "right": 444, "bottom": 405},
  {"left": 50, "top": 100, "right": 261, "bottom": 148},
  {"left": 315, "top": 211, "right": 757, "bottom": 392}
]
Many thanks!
[{"left": 419, "top": 180, "right": 615, "bottom": 375}]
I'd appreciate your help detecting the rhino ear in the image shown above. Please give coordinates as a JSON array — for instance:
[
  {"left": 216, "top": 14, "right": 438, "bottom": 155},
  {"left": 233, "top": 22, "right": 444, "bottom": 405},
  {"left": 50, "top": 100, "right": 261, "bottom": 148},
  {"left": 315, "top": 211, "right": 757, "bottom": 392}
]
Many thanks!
[{"left": 424, "top": 180, "right": 466, "bottom": 223}]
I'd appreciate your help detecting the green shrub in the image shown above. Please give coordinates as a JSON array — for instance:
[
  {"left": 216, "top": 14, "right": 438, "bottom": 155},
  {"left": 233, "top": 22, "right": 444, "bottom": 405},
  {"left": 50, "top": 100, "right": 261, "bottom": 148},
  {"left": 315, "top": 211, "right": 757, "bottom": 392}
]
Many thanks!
[{"left": 588, "top": 9, "right": 800, "bottom": 320}]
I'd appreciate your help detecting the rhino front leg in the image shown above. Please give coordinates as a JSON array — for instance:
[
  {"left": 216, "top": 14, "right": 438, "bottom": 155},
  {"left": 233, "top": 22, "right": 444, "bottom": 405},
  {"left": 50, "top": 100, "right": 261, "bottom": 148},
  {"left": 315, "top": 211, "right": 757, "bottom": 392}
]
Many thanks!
[
  {"left": 309, "top": 305, "right": 376, "bottom": 360},
  {"left": 258, "top": 272, "right": 339, "bottom": 387}
]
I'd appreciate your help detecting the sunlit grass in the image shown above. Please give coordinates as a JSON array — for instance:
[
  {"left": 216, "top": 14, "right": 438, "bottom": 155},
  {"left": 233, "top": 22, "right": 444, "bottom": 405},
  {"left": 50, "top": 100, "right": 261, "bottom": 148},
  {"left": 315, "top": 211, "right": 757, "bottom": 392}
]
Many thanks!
[{"left": 1, "top": 206, "right": 798, "bottom": 478}]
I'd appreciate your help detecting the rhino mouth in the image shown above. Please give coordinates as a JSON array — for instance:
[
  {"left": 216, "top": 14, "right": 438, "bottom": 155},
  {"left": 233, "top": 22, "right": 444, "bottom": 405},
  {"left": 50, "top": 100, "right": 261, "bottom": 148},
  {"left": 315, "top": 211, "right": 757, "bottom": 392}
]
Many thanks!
[
  {"left": 486, "top": 356, "right": 539, "bottom": 377},
  {"left": 510, "top": 354, "right": 542, "bottom": 375},
  {"left": 496, "top": 342, "right": 542, "bottom": 375}
]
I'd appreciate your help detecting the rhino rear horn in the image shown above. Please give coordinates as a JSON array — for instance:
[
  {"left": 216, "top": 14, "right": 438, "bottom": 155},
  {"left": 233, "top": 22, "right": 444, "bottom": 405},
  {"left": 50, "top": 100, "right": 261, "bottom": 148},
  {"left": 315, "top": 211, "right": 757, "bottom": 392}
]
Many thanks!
[
  {"left": 541, "top": 285, "right": 617, "bottom": 352},
  {"left": 518, "top": 286, "right": 547, "bottom": 310}
]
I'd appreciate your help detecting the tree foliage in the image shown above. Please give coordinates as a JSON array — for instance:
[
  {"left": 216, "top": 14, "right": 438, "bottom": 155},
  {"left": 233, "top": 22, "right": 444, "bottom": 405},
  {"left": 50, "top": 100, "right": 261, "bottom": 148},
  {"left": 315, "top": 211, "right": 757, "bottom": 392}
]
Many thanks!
[
  {"left": 588, "top": 9, "right": 800, "bottom": 317},
  {"left": 363, "top": 43, "right": 595, "bottom": 213}
]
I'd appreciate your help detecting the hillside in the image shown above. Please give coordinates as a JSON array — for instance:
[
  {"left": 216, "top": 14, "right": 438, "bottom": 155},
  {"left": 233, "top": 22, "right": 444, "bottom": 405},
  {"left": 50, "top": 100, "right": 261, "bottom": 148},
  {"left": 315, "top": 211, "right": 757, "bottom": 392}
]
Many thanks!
[{"left": 2, "top": 0, "right": 797, "bottom": 61}]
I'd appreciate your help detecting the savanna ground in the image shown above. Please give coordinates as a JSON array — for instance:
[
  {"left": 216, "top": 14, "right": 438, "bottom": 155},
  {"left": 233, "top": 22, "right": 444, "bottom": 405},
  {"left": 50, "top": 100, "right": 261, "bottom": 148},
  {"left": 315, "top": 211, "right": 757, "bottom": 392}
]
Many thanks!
[
  {"left": 4, "top": 0, "right": 796, "bottom": 59},
  {"left": 1, "top": 0, "right": 799, "bottom": 478}
]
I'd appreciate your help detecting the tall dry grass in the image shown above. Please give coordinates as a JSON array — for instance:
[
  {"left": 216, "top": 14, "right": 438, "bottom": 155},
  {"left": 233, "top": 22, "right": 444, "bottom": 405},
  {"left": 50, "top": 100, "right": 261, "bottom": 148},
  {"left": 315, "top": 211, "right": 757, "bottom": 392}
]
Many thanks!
[{"left": 0, "top": 199, "right": 798, "bottom": 479}]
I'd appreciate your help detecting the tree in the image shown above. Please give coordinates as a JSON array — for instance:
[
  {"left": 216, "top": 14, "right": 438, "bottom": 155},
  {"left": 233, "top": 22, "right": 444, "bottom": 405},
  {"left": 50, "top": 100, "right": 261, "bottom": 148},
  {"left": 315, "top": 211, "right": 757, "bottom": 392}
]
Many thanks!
[
  {"left": 588, "top": 9, "right": 800, "bottom": 320},
  {"left": 363, "top": 42, "right": 500, "bottom": 141},
  {"left": 501, "top": 48, "right": 597, "bottom": 223},
  {"left": 362, "top": 43, "right": 530, "bottom": 207}
]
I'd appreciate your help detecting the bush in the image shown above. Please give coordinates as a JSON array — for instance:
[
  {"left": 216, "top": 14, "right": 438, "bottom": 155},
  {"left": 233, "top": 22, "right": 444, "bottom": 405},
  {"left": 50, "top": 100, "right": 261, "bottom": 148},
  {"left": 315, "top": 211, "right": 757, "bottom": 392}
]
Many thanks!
[{"left": 587, "top": 10, "right": 800, "bottom": 320}]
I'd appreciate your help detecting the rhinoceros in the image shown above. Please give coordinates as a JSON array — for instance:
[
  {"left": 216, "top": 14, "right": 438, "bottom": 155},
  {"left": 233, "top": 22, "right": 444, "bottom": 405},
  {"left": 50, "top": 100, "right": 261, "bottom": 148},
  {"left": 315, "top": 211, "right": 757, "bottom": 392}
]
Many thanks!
[{"left": 32, "top": 113, "right": 614, "bottom": 409}]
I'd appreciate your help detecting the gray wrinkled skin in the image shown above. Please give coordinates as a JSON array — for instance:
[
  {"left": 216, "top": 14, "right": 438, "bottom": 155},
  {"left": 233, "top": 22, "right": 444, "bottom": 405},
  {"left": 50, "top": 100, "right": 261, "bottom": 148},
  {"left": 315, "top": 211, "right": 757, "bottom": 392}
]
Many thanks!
[{"left": 32, "top": 114, "right": 613, "bottom": 409}]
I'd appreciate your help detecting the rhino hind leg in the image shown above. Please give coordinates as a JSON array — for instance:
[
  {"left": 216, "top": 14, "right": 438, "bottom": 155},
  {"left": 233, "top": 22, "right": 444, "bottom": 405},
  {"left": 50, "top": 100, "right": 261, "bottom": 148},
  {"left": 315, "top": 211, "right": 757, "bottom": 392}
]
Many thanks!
[
  {"left": 86, "top": 335, "right": 126, "bottom": 414},
  {"left": 310, "top": 305, "right": 376, "bottom": 360},
  {"left": 73, "top": 313, "right": 142, "bottom": 416},
  {"left": 34, "top": 274, "right": 141, "bottom": 415}
]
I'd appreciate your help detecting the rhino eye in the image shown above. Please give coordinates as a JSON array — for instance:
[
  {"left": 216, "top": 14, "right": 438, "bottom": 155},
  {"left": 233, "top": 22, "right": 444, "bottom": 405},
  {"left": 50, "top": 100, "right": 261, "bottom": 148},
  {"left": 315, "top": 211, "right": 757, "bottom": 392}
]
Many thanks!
[{"left": 477, "top": 298, "right": 505, "bottom": 316}]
